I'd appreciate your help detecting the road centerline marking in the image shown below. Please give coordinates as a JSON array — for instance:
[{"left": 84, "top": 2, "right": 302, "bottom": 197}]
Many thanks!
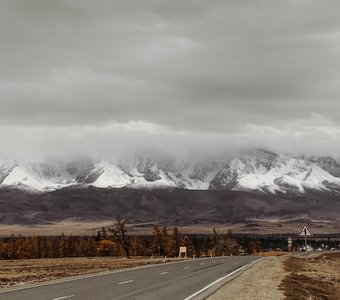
[
  {"left": 51, "top": 295, "right": 74, "bottom": 300},
  {"left": 159, "top": 272, "right": 168, "bottom": 275},
  {"left": 118, "top": 280, "right": 134, "bottom": 285}
]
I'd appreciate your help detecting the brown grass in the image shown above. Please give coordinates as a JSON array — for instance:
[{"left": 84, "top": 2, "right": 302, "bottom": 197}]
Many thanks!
[
  {"left": 0, "top": 257, "right": 173, "bottom": 288},
  {"left": 280, "top": 253, "right": 340, "bottom": 300},
  {"left": 257, "top": 250, "right": 287, "bottom": 257}
]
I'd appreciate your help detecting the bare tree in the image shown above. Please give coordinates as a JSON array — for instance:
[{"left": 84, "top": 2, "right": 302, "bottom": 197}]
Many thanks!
[{"left": 108, "top": 215, "right": 130, "bottom": 258}]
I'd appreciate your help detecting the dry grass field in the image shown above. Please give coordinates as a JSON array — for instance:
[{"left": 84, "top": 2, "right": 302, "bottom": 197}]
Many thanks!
[
  {"left": 0, "top": 257, "right": 171, "bottom": 289},
  {"left": 280, "top": 252, "right": 340, "bottom": 300}
]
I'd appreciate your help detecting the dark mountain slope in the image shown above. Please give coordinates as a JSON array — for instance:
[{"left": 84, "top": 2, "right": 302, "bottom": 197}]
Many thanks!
[{"left": 0, "top": 187, "right": 339, "bottom": 226}]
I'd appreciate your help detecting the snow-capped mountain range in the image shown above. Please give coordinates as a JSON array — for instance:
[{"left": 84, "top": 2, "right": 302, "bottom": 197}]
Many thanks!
[
  {"left": 1, "top": 149, "right": 340, "bottom": 194},
  {"left": 210, "top": 150, "right": 340, "bottom": 194}
]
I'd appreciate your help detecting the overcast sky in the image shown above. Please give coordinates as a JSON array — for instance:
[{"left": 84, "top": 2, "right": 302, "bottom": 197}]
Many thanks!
[{"left": 1, "top": 0, "right": 340, "bottom": 161}]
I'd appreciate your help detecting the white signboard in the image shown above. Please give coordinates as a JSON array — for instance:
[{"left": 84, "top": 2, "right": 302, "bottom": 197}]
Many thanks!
[{"left": 178, "top": 246, "right": 187, "bottom": 258}]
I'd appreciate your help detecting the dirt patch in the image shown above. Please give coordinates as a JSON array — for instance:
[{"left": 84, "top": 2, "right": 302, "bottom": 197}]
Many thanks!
[
  {"left": 0, "top": 257, "right": 171, "bottom": 288},
  {"left": 280, "top": 253, "right": 340, "bottom": 300}
]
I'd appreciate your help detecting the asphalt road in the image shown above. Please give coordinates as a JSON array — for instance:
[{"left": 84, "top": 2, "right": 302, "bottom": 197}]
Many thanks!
[{"left": 0, "top": 256, "right": 261, "bottom": 300}]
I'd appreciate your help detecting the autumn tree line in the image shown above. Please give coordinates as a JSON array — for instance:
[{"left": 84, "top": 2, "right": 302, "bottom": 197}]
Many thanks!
[
  {"left": 0, "top": 229, "right": 248, "bottom": 260},
  {"left": 0, "top": 217, "right": 311, "bottom": 260}
]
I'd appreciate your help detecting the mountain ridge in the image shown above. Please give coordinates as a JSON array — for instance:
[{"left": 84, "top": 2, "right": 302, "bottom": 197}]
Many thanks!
[
  {"left": 1, "top": 149, "right": 340, "bottom": 195},
  {"left": 0, "top": 186, "right": 339, "bottom": 229}
]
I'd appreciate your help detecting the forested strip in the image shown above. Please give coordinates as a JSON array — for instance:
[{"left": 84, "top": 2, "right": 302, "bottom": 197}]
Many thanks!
[
  {"left": 1, "top": 222, "right": 335, "bottom": 260},
  {"left": 0, "top": 225, "right": 248, "bottom": 260}
]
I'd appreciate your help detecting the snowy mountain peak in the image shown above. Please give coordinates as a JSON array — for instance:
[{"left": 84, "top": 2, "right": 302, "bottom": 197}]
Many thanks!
[
  {"left": 0, "top": 159, "right": 19, "bottom": 184},
  {"left": 76, "top": 157, "right": 178, "bottom": 189},
  {"left": 76, "top": 159, "right": 131, "bottom": 188},
  {"left": 1, "top": 150, "right": 340, "bottom": 194},
  {"left": 209, "top": 150, "right": 340, "bottom": 194},
  {"left": 307, "top": 156, "right": 340, "bottom": 177},
  {"left": 162, "top": 159, "right": 222, "bottom": 190},
  {"left": 0, "top": 160, "right": 76, "bottom": 191}
]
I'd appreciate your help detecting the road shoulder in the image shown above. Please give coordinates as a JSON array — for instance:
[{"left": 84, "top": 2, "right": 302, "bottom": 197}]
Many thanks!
[{"left": 207, "top": 256, "right": 286, "bottom": 300}]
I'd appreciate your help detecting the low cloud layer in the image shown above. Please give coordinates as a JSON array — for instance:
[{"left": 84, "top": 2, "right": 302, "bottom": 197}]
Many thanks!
[{"left": 1, "top": 0, "right": 340, "bottom": 160}]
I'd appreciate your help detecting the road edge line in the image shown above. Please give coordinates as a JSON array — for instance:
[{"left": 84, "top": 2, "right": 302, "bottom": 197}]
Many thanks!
[
  {"left": 184, "top": 258, "right": 265, "bottom": 300},
  {"left": 183, "top": 265, "right": 249, "bottom": 300}
]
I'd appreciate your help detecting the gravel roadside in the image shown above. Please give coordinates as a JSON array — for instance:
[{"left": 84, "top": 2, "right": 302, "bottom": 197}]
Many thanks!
[{"left": 207, "top": 256, "right": 286, "bottom": 300}]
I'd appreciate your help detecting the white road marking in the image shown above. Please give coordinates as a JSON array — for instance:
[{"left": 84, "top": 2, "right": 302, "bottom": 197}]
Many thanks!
[
  {"left": 51, "top": 296, "right": 74, "bottom": 300},
  {"left": 184, "top": 266, "right": 190, "bottom": 269},
  {"left": 118, "top": 280, "right": 134, "bottom": 285},
  {"left": 159, "top": 272, "right": 168, "bottom": 275},
  {"left": 184, "top": 264, "right": 249, "bottom": 300}
]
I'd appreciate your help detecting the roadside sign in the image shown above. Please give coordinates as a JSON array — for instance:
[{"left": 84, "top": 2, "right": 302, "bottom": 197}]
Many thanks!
[
  {"left": 288, "top": 236, "right": 292, "bottom": 252},
  {"left": 299, "top": 224, "right": 313, "bottom": 237},
  {"left": 178, "top": 246, "right": 187, "bottom": 258},
  {"left": 298, "top": 224, "right": 313, "bottom": 272}
]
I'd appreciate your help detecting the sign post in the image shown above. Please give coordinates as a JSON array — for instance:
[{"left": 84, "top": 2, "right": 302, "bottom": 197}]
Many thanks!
[
  {"left": 299, "top": 224, "right": 313, "bottom": 272},
  {"left": 287, "top": 237, "right": 292, "bottom": 252}
]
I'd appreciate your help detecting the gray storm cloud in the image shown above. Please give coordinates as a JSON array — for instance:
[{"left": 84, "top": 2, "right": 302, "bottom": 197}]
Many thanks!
[{"left": 0, "top": 0, "right": 340, "bottom": 160}]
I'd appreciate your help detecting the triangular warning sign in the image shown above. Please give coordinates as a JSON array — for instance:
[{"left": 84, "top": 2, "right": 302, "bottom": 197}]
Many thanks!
[{"left": 299, "top": 224, "right": 313, "bottom": 237}]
